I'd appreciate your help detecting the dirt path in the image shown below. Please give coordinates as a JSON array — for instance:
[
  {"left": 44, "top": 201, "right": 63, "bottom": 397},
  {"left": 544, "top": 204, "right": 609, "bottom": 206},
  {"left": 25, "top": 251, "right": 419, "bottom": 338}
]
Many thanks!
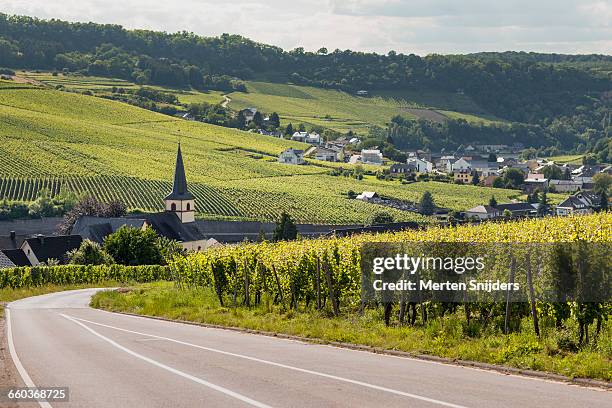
[
  {"left": 10, "top": 75, "right": 45, "bottom": 87},
  {"left": 221, "top": 94, "right": 231, "bottom": 108}
]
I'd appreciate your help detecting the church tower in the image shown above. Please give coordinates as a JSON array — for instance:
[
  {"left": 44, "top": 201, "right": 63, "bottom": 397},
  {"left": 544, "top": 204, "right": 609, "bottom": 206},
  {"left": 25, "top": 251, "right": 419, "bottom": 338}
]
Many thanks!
[{"left": 164, "top": 143, "right": 195, "bottom": 223}]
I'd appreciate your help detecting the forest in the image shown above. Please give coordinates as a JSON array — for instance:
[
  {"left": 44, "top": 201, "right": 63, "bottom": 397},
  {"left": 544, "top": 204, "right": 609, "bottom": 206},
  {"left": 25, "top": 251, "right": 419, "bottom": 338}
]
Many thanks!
[{"left": 0, "top": 13, "right": 610, "bottom": 152}]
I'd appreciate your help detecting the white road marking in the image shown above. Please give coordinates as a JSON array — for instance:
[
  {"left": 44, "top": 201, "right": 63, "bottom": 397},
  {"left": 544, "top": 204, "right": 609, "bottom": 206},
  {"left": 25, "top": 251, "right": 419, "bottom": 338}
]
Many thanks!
[
  {"left": 65, "top": 314, "right": 469, "bottom": 408},
  {"left": 5, "top": 308, "right": 53, "bottom": 408},
  {"left": 60, "top": 313, "right": 272, "bottom": 408}
]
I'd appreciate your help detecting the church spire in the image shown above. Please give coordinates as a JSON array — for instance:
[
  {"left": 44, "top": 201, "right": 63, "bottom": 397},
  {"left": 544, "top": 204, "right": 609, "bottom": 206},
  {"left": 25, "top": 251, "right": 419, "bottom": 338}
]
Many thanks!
[{"left": 165, "top": 143, "right": 194, "bottom": 200}]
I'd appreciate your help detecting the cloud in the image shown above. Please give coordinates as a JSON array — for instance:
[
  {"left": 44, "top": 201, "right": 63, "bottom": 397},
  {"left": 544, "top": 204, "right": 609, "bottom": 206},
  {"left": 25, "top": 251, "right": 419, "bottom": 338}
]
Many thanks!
[{"left": 0, "top": 0, "right": 609, "bottom": 54}]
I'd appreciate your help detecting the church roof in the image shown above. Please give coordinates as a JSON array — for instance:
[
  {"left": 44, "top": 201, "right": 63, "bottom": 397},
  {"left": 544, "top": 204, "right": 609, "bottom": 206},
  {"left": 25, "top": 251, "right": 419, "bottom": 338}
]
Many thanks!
[{"left": 165, "top": 143, "right": 194, "bottom": 201}]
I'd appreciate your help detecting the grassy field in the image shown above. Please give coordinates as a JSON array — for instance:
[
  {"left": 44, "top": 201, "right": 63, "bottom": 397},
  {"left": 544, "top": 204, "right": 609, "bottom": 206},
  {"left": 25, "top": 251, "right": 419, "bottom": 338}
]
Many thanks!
[
  {"left": 547, "top": 154, "right": 584, "bottom": 165},
  {"left": 0, "top": 80, "right": 521, "bottom": 223},
  {"left": 228, "top": 81, "right": 499, "bottom": 132},
  {"left": 92, "top": 282, "right": 612, "bottom": 381},
  {"left": 19, "top": 71, "right": 226, "bottom": 106}
]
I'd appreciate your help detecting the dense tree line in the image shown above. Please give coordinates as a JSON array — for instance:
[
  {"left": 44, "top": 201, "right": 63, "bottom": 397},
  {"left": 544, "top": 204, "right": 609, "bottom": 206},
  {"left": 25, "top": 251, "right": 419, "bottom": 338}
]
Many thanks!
[{"left": 0, "top": 13, "right": 610, "bottom": 150}]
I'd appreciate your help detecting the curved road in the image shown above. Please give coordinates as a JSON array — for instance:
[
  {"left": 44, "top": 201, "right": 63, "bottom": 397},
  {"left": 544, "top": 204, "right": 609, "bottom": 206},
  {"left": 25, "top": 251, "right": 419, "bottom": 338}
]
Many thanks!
[{"left": 4, "top": 289, "right": 610, "bottom": 408}]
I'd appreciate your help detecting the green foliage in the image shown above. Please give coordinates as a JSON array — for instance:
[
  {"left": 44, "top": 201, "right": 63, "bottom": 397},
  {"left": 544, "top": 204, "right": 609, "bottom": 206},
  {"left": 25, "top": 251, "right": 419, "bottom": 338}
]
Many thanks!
[
  {"left": 592, "top": 173, "right": 612, "bottom": 194},
  {"left": 543, "top": 165, "right": 563, "bottom": 180},
  {"left": 103, "top": 226, "right": 164, "bottom": 266},
  {"left": 489, "top": 196, "right": 497, "bottom": 207},
  {"left": 273, "top": 212, "right": 297, "bottom": 241},
  {"left": 67, "top": 239, "right": 114, "bottom": 265},
  {"left": 0, "top": 265, "right": 169, "bottom": 289},
  {"left": 367, "top": 211, "right": 394, "bottom": 225},
  {"left": 418, "top": 191, "right": 435, "bottom": 215}
]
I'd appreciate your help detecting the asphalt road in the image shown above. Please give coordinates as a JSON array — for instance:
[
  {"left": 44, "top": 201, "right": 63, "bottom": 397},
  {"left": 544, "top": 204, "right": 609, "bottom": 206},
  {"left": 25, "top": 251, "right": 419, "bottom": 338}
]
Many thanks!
[{"left": 4, "top": 289, "right": 611, "bottom": 408}]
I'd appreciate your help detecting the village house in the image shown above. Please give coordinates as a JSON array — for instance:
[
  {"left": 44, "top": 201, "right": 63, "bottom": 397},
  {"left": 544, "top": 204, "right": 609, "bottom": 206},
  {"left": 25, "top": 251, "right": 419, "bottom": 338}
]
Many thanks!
[
  {"left": 523, "top": 177, "right": 549, "bottom": 193},
  {"left": 465, "top": 205, "right": 501, "bottom": 220},
  {"left": 454, "top": 169, "right": 473, "bottom": 184},
  {"left": 555, "top": 192, "right": 601, "bottom": 216},
  {"left": 291, "top": 132, "right": 321, "bottom": 145},
  {"left": 390, "top": 163, "right": 416, "bottom": 175},
  {"left": 438, "top": 155, "right": 455, "bottom": 172},
  {"left": 495, "top": 203, "right": 539, "bottom": 217},
  {"left": 279, "top": 148, "right": 305, "bottom": 165},
  {"left": 548, "top": 179, "right": 582, "bottom": 193},
  {"left": 361, "top": 149, "right": 383, "bottom": 165},
  {"left": 290, "top": 131, "right": 308, "bottom": 142},
  {"left": 239, "top": 107, "right": 258, "bottom": 124},
  {"left": 407, "top": 157, "right": 433, "bottom": 173},
  {"left": 21, "top": 235, "right": 83, "bottom": 266},
  {"left": 451, "top": 157, "right": 472, "bottom": 172},
  {"left": 356, "top": 191, "right": 378, "bottom": 201},
  {"left": 314, "top": 147, "right": 338, "bottom": 162}
]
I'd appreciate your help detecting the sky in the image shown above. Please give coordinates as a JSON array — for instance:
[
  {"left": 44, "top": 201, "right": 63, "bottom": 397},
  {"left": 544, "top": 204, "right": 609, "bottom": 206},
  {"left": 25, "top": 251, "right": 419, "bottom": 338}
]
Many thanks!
[{"left": 1, "top": 0, "right": 610, "bottom": 55}]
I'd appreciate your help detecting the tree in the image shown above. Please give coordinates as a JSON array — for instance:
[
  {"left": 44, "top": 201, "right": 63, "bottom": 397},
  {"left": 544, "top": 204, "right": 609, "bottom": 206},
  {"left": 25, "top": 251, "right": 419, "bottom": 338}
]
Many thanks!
[
  {"left": 592, "top": 173, "right": 612, "bottom": 194},
  {"left": 543, "top": 165, "right": 563, "bottom": 180},
  {"left": 503, "top": 168, "right": 525, "bottom": 188},
  {"left": 582, "top": 154, "right": 597, "bottom": 165},
  {"left": 599, "top": 190, "right": 608, "bottom": 212},
  {"left": 489, "top": 196, "right": 498, "bottom": 207},
  {"left": 298, "top": 123, "right": 306, "bottom": 132},
  {"left": 418, "top": 191, "right": 435, "bottom": 215},
  {"left": 60, "top": 196, "right": 126, "bottom": 234},
  {"left": 252, "top": 111, "right": 263, "bottom": 128},
  {"left": 103, "top": 226, "right": 163, "bottom": 265},
  {"left": 367, "top": 211, "right": 394, "bottom": 225},
  {"left": 269, "top": 112, "right": 280, "bottom": 128},
  {"left": 285, "top": 122, "right": 294, "bottom": 136},
  {"left": 273, "top": 212, "right": 297, "bottom": 241},
  {"left": 538, "top": 192, "right": 549, "bottom": 216},
  {"left": 492, "top": 177, "right": 505, "bottom": 188},
  {"left": 487, "top": 153, "right": 497, "bottom": 162},
  {"left": 471, "top": 170, "right": 480, "bottom": 185},
  {"left": 563, "top": 167, "right": 572, "bottom": 180},
  {"left": 67, "top": 239, "right": 114, "bottom": 265},
  {"left": 503, "top": 209, "right": 512, "bottom": 218}
]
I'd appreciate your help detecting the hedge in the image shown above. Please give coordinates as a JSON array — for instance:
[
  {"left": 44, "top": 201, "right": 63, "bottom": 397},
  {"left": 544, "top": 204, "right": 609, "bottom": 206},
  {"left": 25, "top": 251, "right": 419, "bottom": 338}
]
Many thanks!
[{"left": 0, "top": 265, "right": 170, "bottom": 289}]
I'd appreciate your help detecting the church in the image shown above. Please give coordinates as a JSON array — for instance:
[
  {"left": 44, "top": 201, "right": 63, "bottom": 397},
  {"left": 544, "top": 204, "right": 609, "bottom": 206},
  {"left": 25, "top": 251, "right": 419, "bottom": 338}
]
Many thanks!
[{"left": 72, "top": 144, "right": 215, "bottom": 251}]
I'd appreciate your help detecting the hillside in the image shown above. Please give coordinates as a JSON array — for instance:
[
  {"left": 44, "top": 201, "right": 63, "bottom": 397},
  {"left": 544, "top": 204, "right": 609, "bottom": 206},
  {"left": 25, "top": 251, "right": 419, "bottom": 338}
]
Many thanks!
[
  {"left": 1, "top": 13, "right": 610, "bottom": 153},
  {"left": 0, "top": 81, "right": 521, "bottom": 223},
  {"left": 227, "top": 81, "right": 500, "bottom": 133}
]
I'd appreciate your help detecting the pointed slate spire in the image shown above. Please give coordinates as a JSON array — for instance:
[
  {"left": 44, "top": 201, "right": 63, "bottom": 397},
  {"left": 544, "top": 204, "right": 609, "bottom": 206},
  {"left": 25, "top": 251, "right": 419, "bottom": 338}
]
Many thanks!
[{"left": 165, "top": 143, "right": 194, "bottom": 200}]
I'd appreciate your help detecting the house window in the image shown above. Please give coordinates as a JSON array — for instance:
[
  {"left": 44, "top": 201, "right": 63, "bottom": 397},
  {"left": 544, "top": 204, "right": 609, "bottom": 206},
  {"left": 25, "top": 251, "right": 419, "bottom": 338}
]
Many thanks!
[
  {"left": 171, "top": 203, "right": 177, "bottom": 211},
  {"left": 187, "top": 203, "right": 191, "bottom": 211}
]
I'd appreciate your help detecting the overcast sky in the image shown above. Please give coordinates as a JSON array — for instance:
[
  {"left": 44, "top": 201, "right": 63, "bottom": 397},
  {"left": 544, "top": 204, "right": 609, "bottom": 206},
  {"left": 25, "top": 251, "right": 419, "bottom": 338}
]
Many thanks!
[{"left": 1, "top": 0, "right": 610, "bottom": 55}]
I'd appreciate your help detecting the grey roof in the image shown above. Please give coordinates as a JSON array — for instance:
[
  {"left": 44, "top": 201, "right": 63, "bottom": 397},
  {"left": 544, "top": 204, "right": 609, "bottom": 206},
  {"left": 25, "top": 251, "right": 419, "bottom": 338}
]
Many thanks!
[
  {"left": 165, "top": 143, "right": 194, "bottom": 201},
  {"left": 1, "top": 249, "right": 30, "bottom": 267},
  {"left": 128, "top": 212, "right": 206, "bottom": 242},
  {"left": 0, "top": 234, "right": 27, "bottom": 250},
  {"left": 72, "top": 216, "right": 147, "bottom": 244},
  {"left": 0, "top": 250, "right": 15, "bottom": 269},
  {"left": 24, "top": 235, "right": 82, "bottom": 264},
  {"left": 496, "top": 203, "right": 537, "bottom": 212}
]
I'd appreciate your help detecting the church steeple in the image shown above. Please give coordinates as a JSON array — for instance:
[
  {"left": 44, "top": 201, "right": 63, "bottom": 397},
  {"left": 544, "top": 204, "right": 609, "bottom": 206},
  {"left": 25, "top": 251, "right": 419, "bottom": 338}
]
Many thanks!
[
  {"left": 164, "top": 143, "right": 195, "bottom": 223},
  {"left": 165, "top": 143, "right": 194, "bottom": 201}
]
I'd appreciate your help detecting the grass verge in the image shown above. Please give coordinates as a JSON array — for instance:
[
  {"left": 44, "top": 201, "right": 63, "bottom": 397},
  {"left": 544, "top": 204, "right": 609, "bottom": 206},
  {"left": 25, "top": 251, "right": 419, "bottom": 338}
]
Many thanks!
[
  {"left": 0, "top": 282, "right": 120, "bottom": 317},
  {"left": 91, "top": 281, "right": 611, "bottom": 382}
]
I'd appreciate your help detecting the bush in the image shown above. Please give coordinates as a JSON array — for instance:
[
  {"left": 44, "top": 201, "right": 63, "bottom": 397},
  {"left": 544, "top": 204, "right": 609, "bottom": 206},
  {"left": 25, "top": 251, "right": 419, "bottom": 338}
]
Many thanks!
[{"left": 67, "top": 240, "right": 115, "bottom": 265}]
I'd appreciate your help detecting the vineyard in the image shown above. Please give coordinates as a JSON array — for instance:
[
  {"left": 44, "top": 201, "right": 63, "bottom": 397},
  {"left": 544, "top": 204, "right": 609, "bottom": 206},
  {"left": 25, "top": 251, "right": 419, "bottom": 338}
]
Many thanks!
[
  {"left": 168, "top": 213, "right": 611, "bottom": 362},
  {"left": 0, "top": 264, "right": 169, "bottom": 289},
  {"left": 0, "top": 83, "right": 523, "bottom": 223},
  {"left": 227, "top": 81, "right": 499, "bottom": 132}
]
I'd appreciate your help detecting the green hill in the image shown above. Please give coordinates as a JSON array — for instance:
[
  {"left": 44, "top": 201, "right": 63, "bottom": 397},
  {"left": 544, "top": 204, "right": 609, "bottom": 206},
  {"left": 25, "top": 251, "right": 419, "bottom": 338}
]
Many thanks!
[{"left": 0, "top": 82, "right": 520, "bottom": 223}]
